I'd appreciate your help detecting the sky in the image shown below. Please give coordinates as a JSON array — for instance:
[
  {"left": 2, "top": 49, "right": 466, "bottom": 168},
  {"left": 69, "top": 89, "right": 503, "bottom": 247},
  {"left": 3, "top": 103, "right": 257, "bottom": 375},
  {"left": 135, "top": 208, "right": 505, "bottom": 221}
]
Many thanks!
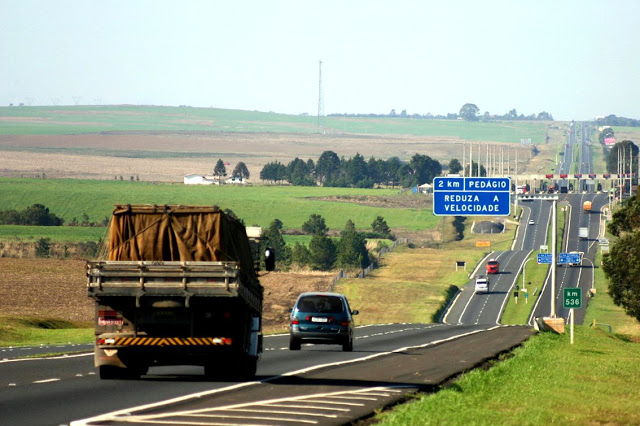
[{"left": 2, "top": 0, "right": 639, "bottom": 121}]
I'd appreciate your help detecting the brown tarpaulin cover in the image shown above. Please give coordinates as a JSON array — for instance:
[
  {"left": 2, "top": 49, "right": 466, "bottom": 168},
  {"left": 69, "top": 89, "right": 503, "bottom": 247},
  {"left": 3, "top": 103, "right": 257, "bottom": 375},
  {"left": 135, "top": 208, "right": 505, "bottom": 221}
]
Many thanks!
[{"left": 107, "top": 205, "right": 256, "bottom": 280}]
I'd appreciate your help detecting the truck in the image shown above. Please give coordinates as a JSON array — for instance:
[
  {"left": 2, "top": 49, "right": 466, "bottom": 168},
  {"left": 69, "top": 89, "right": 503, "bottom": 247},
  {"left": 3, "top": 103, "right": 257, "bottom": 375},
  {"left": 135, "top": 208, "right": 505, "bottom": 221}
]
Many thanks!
[
  {"left": 579, "top": 227, "right": 589, "bottom": 240},
  {"left": 86, "top": 204, "right": 274, "bottom": 380},
  {"left": 486, "top": 259, "right": 499, "bottom": 274},
  {"left": 583, "top": 201, "right": 592, "bottom": 212}
]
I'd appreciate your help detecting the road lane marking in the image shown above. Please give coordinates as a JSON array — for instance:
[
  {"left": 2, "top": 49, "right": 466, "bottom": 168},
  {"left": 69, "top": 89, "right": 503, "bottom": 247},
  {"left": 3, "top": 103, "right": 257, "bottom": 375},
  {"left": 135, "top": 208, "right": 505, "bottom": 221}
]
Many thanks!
[
  {"left": 0, "top": 352, "right": 92, "bottom": 364},
  {"left": 71, "top": 326, "right": 495, "bottom": 425},
  {"left": 33, "top": 378, "right": 61, "bottom": 384}
]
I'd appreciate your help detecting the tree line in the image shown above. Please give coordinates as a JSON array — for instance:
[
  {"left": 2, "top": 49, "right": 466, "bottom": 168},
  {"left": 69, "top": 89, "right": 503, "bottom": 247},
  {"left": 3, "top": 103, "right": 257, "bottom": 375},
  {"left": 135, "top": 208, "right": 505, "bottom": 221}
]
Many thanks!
[
  {"left": 603, "top": 194, "right": 640, "bottom": 322},
  {"left": 260, "top": 214, "right": 394, "bottom": 271},
  {"left": 0, "top": 204, "right": 108, "bottom": 227},
  {"left": 328, "top": 105, "right": 553, "bottom": 122},
  {"left": 596, "top": 114, "right": 640, "bottom": 127},
  {"left": 259, "top": 151, "right": 443, "bottom": 188}
]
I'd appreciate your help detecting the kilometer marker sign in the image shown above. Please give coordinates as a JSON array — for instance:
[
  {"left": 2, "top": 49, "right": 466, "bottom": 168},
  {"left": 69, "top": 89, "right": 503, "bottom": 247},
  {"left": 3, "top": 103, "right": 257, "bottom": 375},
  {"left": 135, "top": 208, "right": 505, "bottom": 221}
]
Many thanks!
[{"left": 433, "top": 177, "right": 511, "bottom": 216}]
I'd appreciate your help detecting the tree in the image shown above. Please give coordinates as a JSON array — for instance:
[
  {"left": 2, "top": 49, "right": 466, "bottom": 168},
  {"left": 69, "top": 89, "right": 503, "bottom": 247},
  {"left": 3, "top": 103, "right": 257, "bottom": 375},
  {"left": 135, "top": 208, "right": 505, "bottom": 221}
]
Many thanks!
[
  {"left": 602, "top": 195, "right": 640, "bottom": 321},
  {"left": 291, "top": 242, "right": 311, "bottom": 266},
  {"left": 448, "top": 159, "right": 463, "bottom": 174},
  {"left": 371, "top": 216, "right": 392, "bottom": 237},
  {"left": 316, "top": 150, "right": 341, "bottom": 184},
  {"left": 607, "top": 140, "right": 638, "bottom": 174},
  {"left": 335, "top": 220, "right": 370, "bottom": 269},
  {"left": 232, "top": 162, "right": 250, "bottom": 179},
  {"left": 260, "top": 161, "right": 287, "bottom": 184},
  {"left": 345, "top": 153, "right": 368, "bottom": 187},
  {"left": 302, "top": 214, "right": 328, "bottom": 236},
  {"left": 213, "top": 159, "right": 227, "bottom": 181},
  {"left": 262, "top": 218, "right": 288, "bottom": 268},
  {"left": 19, "top": 204, "right": 64, "bottom": 226},
  {"left": 286, "top": 157, "right": 315, "bottom": 186},
  {"left": 35, "top": 237, "right": 51, "bottom": 258},
  {"left": 459, "top": 103, "right": 480, "bottom": 121},
  {"left": 308, "top": 234, "right": 336, "bottom": 270}
]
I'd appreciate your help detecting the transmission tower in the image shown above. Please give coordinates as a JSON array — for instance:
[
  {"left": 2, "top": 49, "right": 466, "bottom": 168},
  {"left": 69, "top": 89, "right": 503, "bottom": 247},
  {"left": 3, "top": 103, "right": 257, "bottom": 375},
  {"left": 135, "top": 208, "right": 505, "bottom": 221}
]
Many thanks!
[{"left": 317, "top": 60, "right": 324, "bottom": 134}]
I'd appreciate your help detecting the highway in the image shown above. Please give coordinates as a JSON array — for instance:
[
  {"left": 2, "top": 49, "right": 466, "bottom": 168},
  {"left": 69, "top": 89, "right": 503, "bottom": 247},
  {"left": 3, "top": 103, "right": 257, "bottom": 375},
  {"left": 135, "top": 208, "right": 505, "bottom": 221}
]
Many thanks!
[
  {"left": 2, "top": 121, "right": 610, "bottom": 425},
  {"left": 0, "top": 324, "right": 533, "bottom": 425},
  {"left": 444, "top": 198, "right": 552, "bottom": 325}
]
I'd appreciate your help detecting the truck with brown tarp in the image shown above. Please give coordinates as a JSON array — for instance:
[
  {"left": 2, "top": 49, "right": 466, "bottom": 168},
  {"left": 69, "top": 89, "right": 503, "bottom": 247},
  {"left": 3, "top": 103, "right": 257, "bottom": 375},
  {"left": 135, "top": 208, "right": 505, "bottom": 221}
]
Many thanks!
[{"left": 86, "top": 205, "right": 274, "bottom": 380}]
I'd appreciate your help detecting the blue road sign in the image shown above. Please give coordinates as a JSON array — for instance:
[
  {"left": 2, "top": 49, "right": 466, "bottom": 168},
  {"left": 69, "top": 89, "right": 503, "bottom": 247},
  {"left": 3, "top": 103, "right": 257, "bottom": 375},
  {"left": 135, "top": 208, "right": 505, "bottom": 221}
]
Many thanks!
[
  {"left": 558, "top": 252, "right": 582, "bottom": 264},
  {"left": 537, "top": 253, "right": 552, "bottom": 264},
  {"left": 433, "top": 177, "right": 511, "bottom": 216}
]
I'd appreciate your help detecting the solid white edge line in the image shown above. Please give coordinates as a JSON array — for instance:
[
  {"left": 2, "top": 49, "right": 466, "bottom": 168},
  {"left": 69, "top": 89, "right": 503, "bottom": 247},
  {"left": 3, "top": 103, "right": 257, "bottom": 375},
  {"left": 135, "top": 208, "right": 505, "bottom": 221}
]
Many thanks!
[
  {"left": 70, "top": 326, "right": 500, "bottom": 426},
  {"left": 0, "top": 352, "right": 93, "bottom": 364}
]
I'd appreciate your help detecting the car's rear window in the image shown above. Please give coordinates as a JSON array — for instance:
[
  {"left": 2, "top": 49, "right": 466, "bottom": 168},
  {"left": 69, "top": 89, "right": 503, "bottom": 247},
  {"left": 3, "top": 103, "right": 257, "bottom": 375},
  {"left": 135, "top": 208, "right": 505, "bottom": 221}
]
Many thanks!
[
  {"left": 297, "top": 296, "right": 344, "bottom": 313},
  {"left": 488, "top": 261, "right": 498, "bottom": 266}
]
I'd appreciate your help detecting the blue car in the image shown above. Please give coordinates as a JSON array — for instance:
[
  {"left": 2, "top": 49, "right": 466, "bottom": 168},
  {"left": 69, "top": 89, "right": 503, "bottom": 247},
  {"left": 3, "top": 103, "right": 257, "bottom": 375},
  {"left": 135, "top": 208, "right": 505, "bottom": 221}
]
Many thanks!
[{"left": 289, "top": 292, "right": 359, "bottom": 351}]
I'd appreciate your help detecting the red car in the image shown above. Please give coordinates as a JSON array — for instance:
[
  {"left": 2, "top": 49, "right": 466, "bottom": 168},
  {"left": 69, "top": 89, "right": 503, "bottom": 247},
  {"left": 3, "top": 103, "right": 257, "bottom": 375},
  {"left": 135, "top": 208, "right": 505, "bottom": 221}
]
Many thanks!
[{"left": 486, "top": 259, "right": 499, "bottom": 274}]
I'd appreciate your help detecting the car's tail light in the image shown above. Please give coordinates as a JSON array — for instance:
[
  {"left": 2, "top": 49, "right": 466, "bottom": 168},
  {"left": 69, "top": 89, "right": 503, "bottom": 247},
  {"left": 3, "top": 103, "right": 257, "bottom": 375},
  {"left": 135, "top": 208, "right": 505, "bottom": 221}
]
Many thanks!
[
  {"left": 291, "top": 318, "right": 299, "bottom": 325},
  {"left": 340, "top": 320, "right": 350, "bottom": 326},
  {"left": 305, "top": 315, "right": 311, "bottom": 321}
]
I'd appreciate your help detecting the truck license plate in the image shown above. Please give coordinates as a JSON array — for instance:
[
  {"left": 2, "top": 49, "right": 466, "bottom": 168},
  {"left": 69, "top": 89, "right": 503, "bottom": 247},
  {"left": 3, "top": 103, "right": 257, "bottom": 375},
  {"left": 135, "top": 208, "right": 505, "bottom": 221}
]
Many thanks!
[{"left": 311, "top": 317, "right": 328, "bottom": 323}]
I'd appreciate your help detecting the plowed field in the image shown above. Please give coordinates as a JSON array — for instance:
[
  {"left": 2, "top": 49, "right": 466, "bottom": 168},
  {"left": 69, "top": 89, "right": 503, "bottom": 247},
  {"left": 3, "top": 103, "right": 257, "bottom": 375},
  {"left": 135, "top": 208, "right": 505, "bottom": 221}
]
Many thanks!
[{"left": 0, "top": 258, "right": 332, "bottom": 333}]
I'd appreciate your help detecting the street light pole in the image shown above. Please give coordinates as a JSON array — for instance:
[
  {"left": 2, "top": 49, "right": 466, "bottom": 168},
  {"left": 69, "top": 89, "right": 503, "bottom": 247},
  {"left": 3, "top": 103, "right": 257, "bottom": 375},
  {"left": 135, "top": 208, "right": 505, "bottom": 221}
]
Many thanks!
[{"left": 551, "top": 198, "right": 557, "bottom": 318}]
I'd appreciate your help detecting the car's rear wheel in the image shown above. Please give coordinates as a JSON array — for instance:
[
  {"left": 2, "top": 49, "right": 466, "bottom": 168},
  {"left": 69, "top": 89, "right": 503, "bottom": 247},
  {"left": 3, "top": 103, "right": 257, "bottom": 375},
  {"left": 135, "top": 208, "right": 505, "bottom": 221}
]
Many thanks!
[
  {"left": 289, "top": 338, "right": 301, "bottom": 350},
  {"left": 342, "top": 337, "right": 353, "bottom": 352}
]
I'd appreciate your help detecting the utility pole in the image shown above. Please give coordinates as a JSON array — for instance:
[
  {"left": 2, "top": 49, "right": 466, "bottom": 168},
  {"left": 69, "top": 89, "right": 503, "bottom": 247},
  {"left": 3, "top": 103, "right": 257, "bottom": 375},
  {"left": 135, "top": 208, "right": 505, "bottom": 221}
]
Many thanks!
[{"left": 317, "top": 60, "right": 324, "bottom": 134}]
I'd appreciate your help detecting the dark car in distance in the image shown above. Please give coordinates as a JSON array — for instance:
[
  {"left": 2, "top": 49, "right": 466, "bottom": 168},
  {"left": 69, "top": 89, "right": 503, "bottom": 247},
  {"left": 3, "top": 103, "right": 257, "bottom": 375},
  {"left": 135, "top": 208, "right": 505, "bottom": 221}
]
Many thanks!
[{"left": 289, "top": 292, "right": 358, "bottom": 351}]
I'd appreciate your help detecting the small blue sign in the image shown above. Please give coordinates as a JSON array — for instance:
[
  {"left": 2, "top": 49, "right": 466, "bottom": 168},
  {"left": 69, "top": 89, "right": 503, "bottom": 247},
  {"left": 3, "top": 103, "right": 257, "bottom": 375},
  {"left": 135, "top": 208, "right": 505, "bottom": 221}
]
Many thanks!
[
  {"left": 558, "top": 252, "right": 582, "bottom": 264},
  {"left": 537, "top": 253, "right": 552, "bottom": 264},
  {"left": 433, "top": 177, "right": 511, "bottom": 216}
]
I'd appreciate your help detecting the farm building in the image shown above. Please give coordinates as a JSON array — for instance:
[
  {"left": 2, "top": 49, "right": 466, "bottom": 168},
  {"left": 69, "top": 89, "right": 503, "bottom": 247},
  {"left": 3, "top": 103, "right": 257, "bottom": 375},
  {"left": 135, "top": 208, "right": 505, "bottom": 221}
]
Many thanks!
[
  {"left": 183, "top": 174, "right": 219, "bottom": 185},
  {"left": 226, "top": 176, "right": 247, "bottom": 185}
]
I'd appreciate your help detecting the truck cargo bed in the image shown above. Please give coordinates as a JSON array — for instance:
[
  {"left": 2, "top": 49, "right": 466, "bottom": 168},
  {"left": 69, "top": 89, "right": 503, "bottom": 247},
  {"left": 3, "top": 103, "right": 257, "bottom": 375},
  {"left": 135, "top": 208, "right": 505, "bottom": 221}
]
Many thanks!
[{"left": 87, "top": 260, "right": 262, "bottom": 312}]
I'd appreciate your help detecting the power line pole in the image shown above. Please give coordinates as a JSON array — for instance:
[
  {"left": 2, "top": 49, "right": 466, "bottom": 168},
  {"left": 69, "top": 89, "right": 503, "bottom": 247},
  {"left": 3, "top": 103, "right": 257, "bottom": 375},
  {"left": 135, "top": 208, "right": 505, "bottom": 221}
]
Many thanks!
[{"left": 317, "top": 60, "right": 324, "bottom": 134}]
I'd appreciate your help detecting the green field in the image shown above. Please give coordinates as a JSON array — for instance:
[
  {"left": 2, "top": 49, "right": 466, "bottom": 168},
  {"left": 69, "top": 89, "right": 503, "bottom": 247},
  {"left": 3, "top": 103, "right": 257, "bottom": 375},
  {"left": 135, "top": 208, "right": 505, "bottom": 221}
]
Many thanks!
[
  {"left": 0, "top": 178, "right": 438, "bottom": 237},
  {"left": 0, "top": 105, "right": 549, "bottom": 143}
]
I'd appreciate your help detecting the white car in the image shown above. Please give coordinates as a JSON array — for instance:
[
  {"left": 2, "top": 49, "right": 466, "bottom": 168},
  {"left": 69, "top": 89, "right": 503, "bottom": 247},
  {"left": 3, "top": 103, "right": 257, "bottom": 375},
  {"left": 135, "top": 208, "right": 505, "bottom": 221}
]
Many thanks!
[
  {"left": 475, "top": 275, "right": 489, "bottom": 293},
  {"left": 528, "top": 219, "right": 535, "bottom": 225}
]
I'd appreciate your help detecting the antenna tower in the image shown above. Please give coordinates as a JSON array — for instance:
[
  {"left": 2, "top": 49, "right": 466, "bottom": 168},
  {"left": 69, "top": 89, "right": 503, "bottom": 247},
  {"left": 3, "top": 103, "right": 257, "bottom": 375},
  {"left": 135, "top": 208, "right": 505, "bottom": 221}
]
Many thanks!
[{"left": 317, "top": 60, "right": 324, "bottom": 133}]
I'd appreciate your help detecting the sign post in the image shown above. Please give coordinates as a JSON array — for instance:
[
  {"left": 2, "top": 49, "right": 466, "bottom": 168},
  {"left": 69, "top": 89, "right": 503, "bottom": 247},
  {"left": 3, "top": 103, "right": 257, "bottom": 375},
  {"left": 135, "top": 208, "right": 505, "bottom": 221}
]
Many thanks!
[
  {"left": 563, "top": 288, "right": 582, "bottom": 344},
  {"left": 433, "top": 177, "right": 511, "bottom": 216}
]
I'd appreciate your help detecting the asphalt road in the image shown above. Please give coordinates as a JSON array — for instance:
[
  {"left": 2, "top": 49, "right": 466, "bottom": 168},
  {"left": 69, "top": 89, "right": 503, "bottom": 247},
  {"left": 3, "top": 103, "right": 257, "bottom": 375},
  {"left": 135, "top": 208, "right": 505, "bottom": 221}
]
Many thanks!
[
  {"left": 444, "top": 198, "right": 552, "bottom": 325},
  {"left": 1, "top": 324, "right": 534, "bottom": 426}
]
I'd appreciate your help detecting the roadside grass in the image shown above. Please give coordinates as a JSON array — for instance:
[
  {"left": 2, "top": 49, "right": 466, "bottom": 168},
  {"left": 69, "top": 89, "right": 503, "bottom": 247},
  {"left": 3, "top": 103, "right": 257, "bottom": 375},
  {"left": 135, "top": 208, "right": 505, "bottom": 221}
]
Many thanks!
[
  {"left": 374, "top": 327, "right": 640, "bottom": 425},
  {"left": 0, "top": 178, "right": 438, "bottom": 234},
  {"left": 335, "top": 217, "right": 516, "bottom": 325},
  {"left": 583, "top": 249, "right": 640, "bottom": 340},
  {"left": 0, "top": 316, "right": 93, "bottom": 347}
]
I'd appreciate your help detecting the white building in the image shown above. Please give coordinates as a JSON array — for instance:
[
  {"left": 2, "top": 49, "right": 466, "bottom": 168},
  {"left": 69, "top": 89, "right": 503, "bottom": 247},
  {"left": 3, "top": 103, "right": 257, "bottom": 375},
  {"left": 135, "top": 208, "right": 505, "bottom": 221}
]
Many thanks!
[{"left": 183, "top": 174, "right": 219, "bottom": 185}]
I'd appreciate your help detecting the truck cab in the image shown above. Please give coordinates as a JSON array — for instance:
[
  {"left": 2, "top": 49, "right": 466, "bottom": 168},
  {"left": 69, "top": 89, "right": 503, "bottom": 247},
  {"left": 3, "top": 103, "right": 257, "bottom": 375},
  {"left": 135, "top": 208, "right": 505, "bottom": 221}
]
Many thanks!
[{"left": 486, "top": 259, "right": 499, "bottom": 274}]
